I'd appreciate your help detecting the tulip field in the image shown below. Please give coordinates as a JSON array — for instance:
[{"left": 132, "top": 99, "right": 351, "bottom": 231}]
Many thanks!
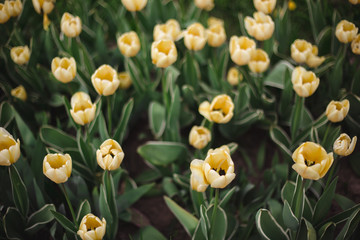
[{"left": 1, "top": 0, "right": 360, "bottom": 239}]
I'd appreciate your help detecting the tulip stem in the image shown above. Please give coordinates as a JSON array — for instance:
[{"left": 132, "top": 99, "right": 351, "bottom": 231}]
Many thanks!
[
  {"left": 325, "top": 157, "right": 339, "bottom": 190},
  {"left": 61, "top": 184, "right": 77, "bottom": 226},
  {"left": 107, "top": 96, "right": 112, "bottom": 135},
  {"left": 321, "top": 123, "right": 331, "bottom": 147},
  {"left": 210, "top": 188, "right": 220, "bottom": 234}
]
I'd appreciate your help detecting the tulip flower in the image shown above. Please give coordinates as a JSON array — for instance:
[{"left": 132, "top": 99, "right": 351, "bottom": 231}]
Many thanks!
[
  {"left": 306, "top": 46, "right": 325, "bottom": 68},
  {"left": 206, "top": 23, "right": 226, "bottom": 47},
  {"left": 77, "top": 213, "right": 106, "bottom": 240},
  {"left": 349, "top": 0, "right": 360, "bottom": 4},
  {"left": 118, "top": 72, "right": 132, "bottom": 89},
  {"left": 91, "top": 65, "right": 120, "bottom": 96},
  {"left": 184, "top": 23, "right": 207, "bottom": 51},
  {"left": 253, "top": 0, "right": 276, "bottom": 14},
  {"left": 189, "top": 126, "right": 211, "bottom": 149},
  {"left": 326, "top": 99, "right": 350, "bottom": 123},
  {"left": 334, "top": 133, "right": 357, "bottom": 156},
  {"left": 0, "top": 128, "right": 20, "bottom": 166},
  {"left": 11, "top": 85, "right": 27, "bottom": 101},
  {"left": 43, "top": 153, "right": 72, "bottom": 184},
  {"left": 291, "top": 66, "right": 319, "bottom": 97},
  {"left": 121, "top": 0, "right": 147, "bottom": 12},
  {"left": 10, "top": 45, "right": 30, "bottom": 65},
  {"left": 70, "top": 92, "right": 96, "bottom": 126},
  {"left": 153, "top": 19, "right": 181, "bottom": 41},
  {"left": 288, "top": 0, "right": 296, "bottom": 10},
  {"left": 229, "top": 36, "right": 256, "bottom": 66},
  {"left": 291, "top": 39, "right": 312, "bottom": 64},
  {"left": 117, "top": 31, "right": 141, "bottom": 57},
  {"left": 335, "top": 20, "right": 358, "bottom": 43},
  {"left": 61, "top": 12, "right": 82, "bottom": 38},
  {"left": 227, "top": 67, "right": 242, "bottom": 86},
  {"left": 5, "top": 0, "right": 22, "bottom": 17},
  {"left": 351, "top": 34, "right": 360, "bottom": 55},
  {"left": 32, "top": 0, "right": 54, "bottom": 30},
  {"left": 248, "top": 49, "right": 270, "bottom": 73},
  {"left": 194, "top": 0, "right": 214, "bottom": 11},
  {"left": 190, "top": 159, "right": 209, "bottom": 192},
  {"left": 0, "top": 3, "right": 10, "bottom": 24},
  {"left": 151, "top": 39, "right": 178, "bottom": 68},
  {"left": 199, "top": 94, "right": 234, "bottom": 124},
  {"left": 244, "top": 11, "right": 274, "bottom": 41},
  {"left": 97, "top": 139, "right": 125, "bottom": 171},
  {"left": 207, "top": 17, "right": 224, "bottom": 27},
  {"left": 51, "top": 57, "right": 77, "bottom": 83}
]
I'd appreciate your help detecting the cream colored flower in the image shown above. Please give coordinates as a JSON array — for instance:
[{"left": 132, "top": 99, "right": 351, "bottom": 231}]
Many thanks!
[
  {"left": 91, "top": 65, "right": 120, "bottom": 96},
  {"left": 5, "top": 0, "right": 22, "bottom": 17},
  {"left": 207, "top": 17, "right": 224, "bottom": 27},
  {"left": 253, "top": 0, "right": 276, "bottom": 14},
  {"left": 151, "top": 39, "right": 178, "bottom": 68},
  {"left": 117, "top": 31, "right": 141, "bottom": 57},
  {"left": 245, "top": 11, "right": 274, "bottom": 41},
  {"left": 291, "top": 39, "right": 312, "bottom": 64},
  {"left": 0, "top": 128, "right": 20, "bottom": 166},
  {"left": 291, "top": 66, "right": 319, "bottom": 97},
  {"left": 190, "top": 159, "right": 209, "bottom": 192},
  {"left": 10, "top": 45, "right": 30, "bottom": 65},
  {"left": 351, "top": 34, "right": 360, "bottom": 55},
  {"left": 199, "top": 94, "right": 234, "bottom": 124},
  {"left": 153, "top": 19, "right": 181, "bottom": 41},
  {"left": 118, "top": 72, "right": 132, "bottom": 89},
  {"left": 306, "top": 46, "right": 325, "bottom": 68},
  {"left": 229, "top": 36, "right": 256, "bottom": 66},
  {"left": 184, "top": 23, "right": 207, "bottom": 51},
  {"left": 0, "top": 3, "right": 10, "bottom": 24},
  {"left": 61, "top": 12, "right": 82, "bottom": 38},
  {"left": 248, "top": 49, "right": 270, "bottom": 73},
  {"left": 189, "top": 126, "right": 211, "bottom": 149},
  {"left": 77, "top": 213, "right": 106, "bottom": 240},
  {"left": 292, "top": 142, "right": 333, "bottom": 180},
  {"left": 43, "top": 153, "right": 72, "bottom": 184},
  {"left": 349, "top": 0, "right": 360, "bottom": 4},
  {"left": 203, "top": 145, "right": 235, "bottom": 188},
  {"left": 11, "top": 85, "right": 27, "bottom": 101},
  {"left": 326, "top": 100, "right": 350, "bottom": 123},
  {"left": 335, "top": 20, "right": 358, "bottom": 43},
  {"left": 121, "top": 0, "right": 147, "bottom": 11},
  {"left": 70, "top": 92, "right": 96, "bottom": 126},
  {"left": 194, "top": 0, "right": 214, "bottom": 11},
  {"left": 51, "top": 57, "right": 76, "bottom": 83},
  {"left": 334, "top": 133, "right": 357, "bottom": 156},
  {"left": 227, "top": 67, "right": 243, "bottom": 86},
  {"left": 96, "top": 139, "right": 124, "bottom": 171},
  {"left": 206, "top": 23, "right": 226, "bottom": 47},
  {"left": 32, "top": 0, "right": 54, "bottom": 14}
]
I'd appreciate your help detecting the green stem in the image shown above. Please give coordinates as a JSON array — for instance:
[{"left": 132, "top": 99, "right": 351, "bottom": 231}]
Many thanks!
[
  {"left": 325, "top": 156, "right": 339, "bottom": 189},
  {"left": 61, "top": 184, "right": 77, "bottom": 226},
  {"left": 107, "top": 96, "right": 112, "bottom": 135},
  {"left": 210, "top": 189, "right": 220, "bottom": 236},
  {"left": 321, "top": 123, "right": 331, "bottom": 147}
]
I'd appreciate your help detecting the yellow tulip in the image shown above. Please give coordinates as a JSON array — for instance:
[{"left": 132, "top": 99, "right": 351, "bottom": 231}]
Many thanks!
[
  {"left": 206, "top": 23, "right": 226, "bottom": 47},
  {"left": 96, "top": 139, "right": 124, "bottom": 171},
  {"left": 43, "top": 153, "right": 72, "bottom": 184},
  {"left": 11, "top": 85, "right": 27, "bottom": 101},
  {"left": 349, "top": 0, "right": 360, "bottom": 4},
  {"left": 153, "top": 19, "right": 181, "bottom": 41},
  {"left": 77, "top": 213, "right": 106, "bottom": 240},
  {"left": 333, "top": 133, "right": 357, "bottom": 156},
  {"left": 184, "top": 23, "right": 207, "bottom": 51},
  {"left": 10, "top": 45, "right": 30, "bottom": 65},
  {"left": 61, "top": 12, "right": 82, "bottom": 38},
  {"left": 32, "top": 0, "right": 54, "bottom": 14},
  {"left": 244, "top": 11, "right": 274, "bottom": 41},
  {"left": 227, "top": 67, "right": 243, "bottom": 86},
  {"left": 189, "top": 126, "right": 211, "bottom": 149},
  {"left": 118, "top": 72, "right": 132, "bottom": 89},
  {"left": 248, "top": 49, "right": 270, "bottom": 73},
  {"left": 151, "top": 39, "right": 178, "bottom": 68},
  {"left": 121, "top": 0, "right": 147, "bottom": 12},
  {"left": 351, "top": 34, "right": 360, "bottom": 55},
  {"left": 229, "top": 36, "right": 256, "bottom": 66},
  {"left": 207, "top": 17, "right": 224, "bottom": 27},
  {"left": 199, "top": 94, "right": 234, "bottom": 124},
  {"left": 291, "top": 39, "right": 312, "bottom": 64},
  {"left": 326, "top": 99, "right": 350, "bottom": 123},
  {"left": 291, "top": 66, "right": 319, "bottom": 97},
  {"left": 5, "top": 0, "right": 22, "bottom": 17},
  {"left": 117, "top": 31, "right": 141, "bottom": 57},
  {"left": 0, "top": 3, "right": 10, "bottom": 24},
  {"left": 0, "top": 127, "right": 20, "bottom": 166},
  {"left": 51, "top": 57, "right": 77, "bottom": 83},
  {"left": 335, "top": 20, "right": 358, "bottom": 43},
  {"left": 194, "top": 0, "right": 214, "bottom": 11},
  {"left": 91, "top": 65, "right": 120, "bottom": 96},
  {"left": 306, "top": 46, "right": 325, "bottom": 68},
  {"left": 190, "top": 159, "right": 209, "bottom": 192},
  {"left": 70, "top": 92, "right": 96, "bottom": 126},
  {"left": 292, "top": 142, "right": 333, "bottom": 180},
  {"left": 253, "top": 0, "right": 276, "bottom": 14},
  {"left": 288, "top": 0, "right": 296, "bottom": 10}
]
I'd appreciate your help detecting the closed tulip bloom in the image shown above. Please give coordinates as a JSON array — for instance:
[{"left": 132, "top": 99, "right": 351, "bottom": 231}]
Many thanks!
[
  {"left": 326, "top": 100, "right": 350, "bottom": 123},
  {"left": 207, "top": 17, "right": 224, "bottom": 27},
  {"left": 203, "top": 146, "right": 235, "bottom": 188},
  {"left": 118, "top": 72, "right": 132, "bottom": 89},
  {"left": 10, "top": 45, "right": 30, "bottom": 65},
  {"left": 248, "top": 49, "right": 270, "bottom": 73},
  {"left": 351, "top": 34, "right": 360, "bottom": 55},
  {"left": 70, "top": 92, "right": 96, "bottom": 126},
  {"left": 5, "top": 0, "right": 22, "bottom": 17},
  {"left": 151, "top": 39, "right": 178, "bottom": 68},
  {"left": 288, "top": 0, "right": 296, "bottom": 10},
  {"left": 245, "top": 12, "right": 274, "bottom": 41},
  {"left": 229, "top": 36, "right": 256, "bottom": 66},
  {"left": 190, "top": 159, "right": 209, "bottom": 192},
  {"left": 43, "top": 153, "right": 72, "bottom": 184},
  {"left": 153, "top": 19, "right": 181, "bottom": 41},
  {"left": 51, "top": 57, "right": 76, "bottom": 83},
  {"left": 199, "top": 94, "right": 234, "bottom": 124},
  {"left": 291, "top": 39, "right": 312, "bottom": 64},
  {"left": 0, "top": 128, "right": 20, "bottom": 166},
  {"left": 349, "top": 0, "right": 360, "bottom": 4},
  {"left": 227, "top": 67, "right": 243, "bottom": 86},
  {"left": 61, "top": 12, "right": 82, "bottom": 38},
  {"left": 291, "top": 66, "right": 319, "bottom": 97},
  {"left": 97, "top": 139, "right": 124, "bottom": 171},
  {"left": 121, "top": 0, "right": 147, "bottom": 11},
  {"left": 11, "top": 85, "right": 27, "bottom": 101},
  {"left": 306, "top": 46, "right": 325, "bottom": 68},
  {"left": 77, "top": 213, "right": 106, "bottom": 240},
  {"left": 334, "top": 133, "right": 357, "bottom": 156},
  {"left": 91, "top": 65, "right": 120, "bottom": 96},
  {"left": 189, "top": 126, "right": 211, "bottom": 149},
  {"left": 206, "top": 23, "right": 226, "bottom": 47},
  {"left": 0, "top": 3, "right": 10, "bottom": 24},
  {"left": 292, "top": 142, "right": 333, "bottom": 180},
  {"left": 32, "top": 0, "right": 54, "bottom": 14},
  {"left": 117, "top": 31, "right": 141, "bottom": 57},
  {"left": 336, "top": 20, "right": 358, "bottom": 43},
  {"left": 253, "top": 0, "right": 276, "bottom": 14},
  {"left": 184, "top": 23, "right": 207, "bottom": 51},
  {"left": 194, "top": 0, "right": 214, "bottom": 11}
]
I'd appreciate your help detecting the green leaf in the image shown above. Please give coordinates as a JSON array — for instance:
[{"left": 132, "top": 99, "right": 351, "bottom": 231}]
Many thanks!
[
  {"left": 40, "top": 126, "right": 77, "bottom": 150},
  {"left": 282, "top": 200, "right": 299, "bottom": 230},
  {"left": 125, "top": 58, "right": 145, "bottom": 93},
  {"left": 336, "top": 208, "right": 360, "bottom": 240},
  {"left": 270, "top": 126, "right": 292, "bottom": 158},
  {"left": 297, "top": 218, "right": 316, "bottom": 240},
  {"left": 164, "top": 196, "right": 199, "bottom": 236},
  {"left": 318, "top": 204, "right": 360, "bottom": 227},
  {"left": 51, "top": 210, "right": 77, "bottom": 234},
  {"left": 207, "top": 61, "right": 220, "bottom": 89},
  {"left": 113, "top": 98, "right": 134, "bottom": 144},
  {"left": 193, "top": 221, "right": 207, "bottom": 240},
  {"left": 9, "top": 165, "right": 29, "bottom": 217},
  {"left": 255, "top": 209, "right": 290, "bottom": 240},
  {"left": 76, "top": 200, "right": 91, "bottom": 224},
  {"left": 149, "top": 101, "right": 166, "bottom": 139},
  {"left": 134, "top": 226, "right": 167, "bottom": 240},
  {"left": 191, "top": 189, "right": 205, "bottom": 218},
  {"left": 291, "top": 175, "right": 304, "bottom": 221},
  {"left": 319, "top": 222, "right": 336, "bottom": 240},
  {"left": 264, "top": 61, "right": 294, "bottom": 89},
  {"left": 334, "top": 194, "right": 356, "bottom": 211},
  {"left": 200, "top": 205, "right": 209, "bottom": 240},
  {"left": 0, "top": 102, "right": 14, "bottom": 127},
  {"left": 117, "top": 183, "right": 154, "bottom": 212},
  {"left": 13, "top": 110, "right": 36, "bottom": 148},
  {"left": 208, "top": 205, "right": 227, "bottom": 240},
  {"left": 3, "top": 207, "right": 25, "bottom": 240},
  {"left": 163, "top": 177, "right": 178, "bottom": 198},
  {"left": 219, "top": 186, "right": 238, "bottom": 208},
  {"left": 25, "top": 204, "right": 56, "bottom": 234},
  {"left": 184, "top": 51, "right": 200, "bottom": 91},
  {"left": 98, "top": 113, "right": 110, "bottom": 141},
  {"left": 77, "top": 131, "right": 96, "bottom": 171},
  {"left": 99, "top": 184, "right": 113, "bottom": 234},
  {"left": 291, "top": 96, "right": 304, "bottom": 139},
  {"left": 63, "top": 96, "right": 78, "bottom": 129}
]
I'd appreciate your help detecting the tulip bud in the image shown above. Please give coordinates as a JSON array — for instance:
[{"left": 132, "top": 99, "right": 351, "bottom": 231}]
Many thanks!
[
  {"left": 32, "top": 0, "right": 54, "bottom": 14},
  {"left": 227, "top": 67, "right": 243, "bottom": 86},
  {"left": 351, "top": 34, "right": 360, "bottom": 55},
  {"left": 10, "top": 45, "right": 30, "bottom": 65},
  {"left": 335, "top": 20, "right": 358, "bottom": 43},
  {"left": 184, "top": 23, "right": 207, "bottom": 51},
  {"left": 292, "top": 142, "right": 333, "bottom": 180},
  {"left": 0, "top": 128, "right": 20, "bottom": 166},
  {"left": 291, "top": 39, "right": 312, "bottom": 64},
  {"left": 118, "top": 72, "right": 132, "bottom": 89},
  {"left": 51, "top": 57, "right": 77, "bottom": 83},
  {"left": 61, "top": 12, "right": 82, "bottom": 38},
  {"left": 96, "top": 139, "right": 124, "bottom": 171},
  {"left": 326, "top": 99, "right": 350, "bottom": 123},
  {"left": 189, "top": 126, "right": 211, "bottom": 149},
  {"left": 190, "top": 159, "right": 209, "bottom": 192},
  {"left": 77, "top": 213, "right": 106, "bottom": 240},
  {"left": 306, "top": 46, "right": 325, "bottom": 68},
  {"left": 91, "top": 65, "right": 120, "bottom": 96},
  {"left": 117, "top": 31, "right": 141, "bottom": 57},
  {"left": 11, "top": 85, "right": 27, "bottom": 101},
  {"left": 5, "top": 0, "right": 22, "bottom": 17},
  {"left": 291, "top": 66, "right": 319, "bottom": 97},
  {"left": 43, "top": 153, "right": 72, "bottom": 184},
  {"left": 199, "top": 94, "right": 234, "bottom": 124},
  {"left": 229, "top": 36, "right": 256, "bottom": 66},
  {"left": 349, "top": 0, "right": 360, "bottom": 4},
  {"left": 248, "top": 49, "right": 270, "bottom": 73},
  {"left": 334, "top": 133, "right": 357, "bottom": 156},
  {"left": 121, "top": 0, "right": 147, "bottom": 11},
  {"left": 153, "top": 19, "right": 181, "bottom": 41},
  {"left": 245, "top": 11, "right": 274, "bottom": 41},
  {"left": 151, "top": 39, "right": 178, "bottom": 68},
  {"left": 206, "top": 23, "right": 226, "bottom": 47},
  {"left": 207, "top": 17, "right": 224, "bottom": 27},
  {"left": 194, "top": 0, "right": 214, "bottom": 11},
  {"left": 203, "top": 145, "right": 236, "bottom": 188},
  {"left": 253, "top": 0, "right": 276, "bottom": 14},
  {"left": 288, "top": 0, "right": 296, "bottom": 10},
  {"left": 0, "top": 3, "right": 10, "bottom": 24},
  {"left": 70, "top": 92, "right": 96, "bottom": 126}
]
